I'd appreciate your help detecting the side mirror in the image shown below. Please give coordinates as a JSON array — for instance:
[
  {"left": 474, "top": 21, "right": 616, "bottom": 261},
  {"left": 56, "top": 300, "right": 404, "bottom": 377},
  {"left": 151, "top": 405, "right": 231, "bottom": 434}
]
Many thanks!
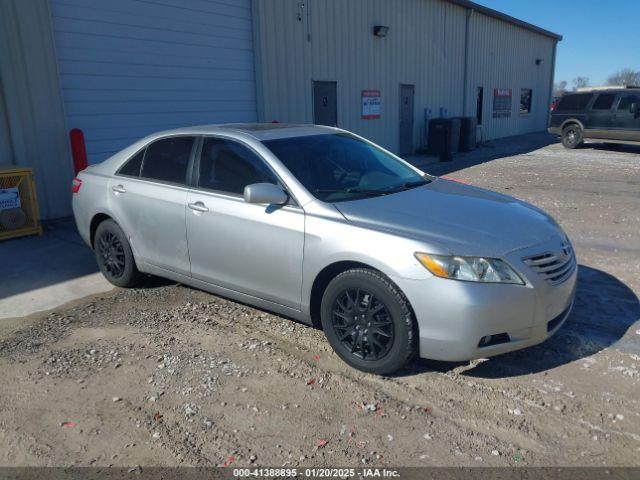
[
  {"left": 631, "top": 103, "right": 640, "bottom": 116},
  {"left": 243, "top": 183, "right": 288, "bottom": 205}
]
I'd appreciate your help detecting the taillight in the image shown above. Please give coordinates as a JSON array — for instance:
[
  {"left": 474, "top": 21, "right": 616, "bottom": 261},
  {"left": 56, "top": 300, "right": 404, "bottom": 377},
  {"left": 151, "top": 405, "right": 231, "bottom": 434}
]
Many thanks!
[{"left": 72, "top": 177, "right": 83, "bottom": 194}]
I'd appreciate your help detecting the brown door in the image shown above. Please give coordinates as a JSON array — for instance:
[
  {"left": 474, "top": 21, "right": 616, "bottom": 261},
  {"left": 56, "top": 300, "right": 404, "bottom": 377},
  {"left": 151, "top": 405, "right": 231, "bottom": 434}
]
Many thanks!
[{"left": 399, "top": 84, "right": 415, "bottom": 155}]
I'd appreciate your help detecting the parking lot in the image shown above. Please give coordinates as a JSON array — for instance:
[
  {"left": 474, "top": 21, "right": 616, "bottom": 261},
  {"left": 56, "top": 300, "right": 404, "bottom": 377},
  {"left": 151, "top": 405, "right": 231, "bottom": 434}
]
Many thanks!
[{"left": 0, "top": 133, "right": 638, "bottom": 467}]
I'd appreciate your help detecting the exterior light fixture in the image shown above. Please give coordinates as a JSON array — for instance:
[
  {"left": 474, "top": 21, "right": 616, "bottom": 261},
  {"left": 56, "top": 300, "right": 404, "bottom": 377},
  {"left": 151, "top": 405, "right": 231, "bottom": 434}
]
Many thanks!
[{"left": 373, "top": 25, "right": 389, "bottom": 38}]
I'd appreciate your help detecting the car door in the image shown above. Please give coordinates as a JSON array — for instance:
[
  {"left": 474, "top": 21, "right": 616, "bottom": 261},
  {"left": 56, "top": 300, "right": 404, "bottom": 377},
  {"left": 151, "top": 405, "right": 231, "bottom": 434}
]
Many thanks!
[
  {"left": 613, "top": 92, "right": 640, "bottom": 141},
  {"left": 109, "top": 135, "right": 196, "bottom": 276},
  {"left": 185, "top": 136, "right": 305, "bottom": 309},
  {"left": 584, "top": 93, "right": 616, "bottom": 139}
]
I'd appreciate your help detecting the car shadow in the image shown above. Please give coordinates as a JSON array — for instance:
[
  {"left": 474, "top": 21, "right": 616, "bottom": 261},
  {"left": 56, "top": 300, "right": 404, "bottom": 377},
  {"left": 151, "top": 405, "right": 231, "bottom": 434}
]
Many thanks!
[
  {"left": 584, "top": 142, "right": 640, "bottom": 154},
  {"left": 393, "top": 265, "right": 640, "bottom": 379}
]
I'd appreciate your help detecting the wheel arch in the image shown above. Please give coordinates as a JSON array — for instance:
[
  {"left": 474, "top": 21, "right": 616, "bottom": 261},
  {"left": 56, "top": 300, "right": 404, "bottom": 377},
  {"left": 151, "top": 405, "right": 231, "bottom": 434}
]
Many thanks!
[
  {"left": 89, "top": 212, "right": 114, "bottom": 248},
  {"left": 308, "top": 260, "right": 415, "bottom": 329},
  {"left": 560, "top": 119, "right": 584, "bottom": 132}
]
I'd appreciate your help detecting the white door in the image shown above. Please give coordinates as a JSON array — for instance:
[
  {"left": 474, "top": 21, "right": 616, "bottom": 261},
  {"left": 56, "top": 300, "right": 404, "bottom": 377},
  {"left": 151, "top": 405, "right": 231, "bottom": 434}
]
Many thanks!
[{"left": 49, "top": 0, "right": 257, "bottom": 164}]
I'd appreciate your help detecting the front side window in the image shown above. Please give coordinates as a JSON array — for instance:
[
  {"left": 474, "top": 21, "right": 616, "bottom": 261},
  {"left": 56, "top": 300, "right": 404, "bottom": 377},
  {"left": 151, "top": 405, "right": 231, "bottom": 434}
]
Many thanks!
[
  {"left": 617, "top": 94, "right": 640, "bottom": 111},
  {"left": 592, "top": 94, "right": 616, "bottom": 110},
  {"left": 263, "top": 133, "right": 429, "bottom": 202},
  {"left": 140, "top": 136, "right": 195, "bottom": 184},
  {"left": 520, "top": 89, "right": 532, "bottom": 114},
  {"left": 197, "top": 137, "right": 278, "bottom": 195}
]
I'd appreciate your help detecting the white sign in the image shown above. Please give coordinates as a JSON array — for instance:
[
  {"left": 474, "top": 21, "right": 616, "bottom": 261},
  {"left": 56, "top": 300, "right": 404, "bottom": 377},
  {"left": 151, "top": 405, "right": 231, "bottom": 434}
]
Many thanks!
[
  {"left": 362, "top": 90, "right": 381, "bottom": 119},
  {"left": 0, "top": 187, "right": 21, "bottom": 210}
]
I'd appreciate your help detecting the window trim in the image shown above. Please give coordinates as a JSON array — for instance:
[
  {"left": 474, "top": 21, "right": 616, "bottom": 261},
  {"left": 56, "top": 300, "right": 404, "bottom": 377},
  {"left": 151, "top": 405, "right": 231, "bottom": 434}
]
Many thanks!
[
  {"left": 115, "top": 134, "right": 199, "bottom": 188},
  {"left": 519, "top": 88, "right": 533, "bottom": 115},
  {"left": 191, "top": 134, "right": 300, "bottom": 208}
]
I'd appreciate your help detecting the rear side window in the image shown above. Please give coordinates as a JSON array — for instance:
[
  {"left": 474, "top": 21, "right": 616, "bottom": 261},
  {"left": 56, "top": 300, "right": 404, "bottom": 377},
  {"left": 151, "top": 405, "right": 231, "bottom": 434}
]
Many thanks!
[
  {"left": 592, "top": 94, "right": 616, "bottom": 110},
  {"left": 118, "top": 150, "right": 144, "bottom": 177},
  {"left": 556, "top": 94, "right": 593, "bottom": 111},
  {"left": 140, "top": 137, "right": 195, "bottom": 185},
  {"left": 197, "top": 137, "right": 277, "bottom": 195},
  {"left": 618, "top": 94, "right": 640, "bottom": 111}
]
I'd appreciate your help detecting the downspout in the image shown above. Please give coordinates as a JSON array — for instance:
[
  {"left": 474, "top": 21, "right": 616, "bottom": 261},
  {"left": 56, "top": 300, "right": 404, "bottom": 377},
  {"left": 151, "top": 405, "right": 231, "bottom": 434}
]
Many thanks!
[
  {"left": 547, "top": 40, "right": 558, "bottom": 125},
  {"left": 462, "top": 8, "right": 473, "bottom": 116}
]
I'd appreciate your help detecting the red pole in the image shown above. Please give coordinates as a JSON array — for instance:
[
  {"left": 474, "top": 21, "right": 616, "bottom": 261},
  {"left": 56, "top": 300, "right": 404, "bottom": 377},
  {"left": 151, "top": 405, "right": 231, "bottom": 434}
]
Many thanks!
[{"left": 69, "top": 128, "right": 88, "bottom": 174}]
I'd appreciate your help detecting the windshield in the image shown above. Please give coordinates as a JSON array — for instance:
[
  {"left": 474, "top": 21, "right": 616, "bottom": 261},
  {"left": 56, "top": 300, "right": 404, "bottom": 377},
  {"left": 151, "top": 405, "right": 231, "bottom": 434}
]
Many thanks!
[{"left": 262, "top": 133, "right": 430, "bottom": 202}]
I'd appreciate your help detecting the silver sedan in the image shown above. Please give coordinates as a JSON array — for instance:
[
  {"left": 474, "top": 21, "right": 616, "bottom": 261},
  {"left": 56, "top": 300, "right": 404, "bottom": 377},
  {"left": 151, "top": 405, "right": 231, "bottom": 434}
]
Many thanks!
[{"left": 72, "top": 124, "right": 577, "bottom": 374}]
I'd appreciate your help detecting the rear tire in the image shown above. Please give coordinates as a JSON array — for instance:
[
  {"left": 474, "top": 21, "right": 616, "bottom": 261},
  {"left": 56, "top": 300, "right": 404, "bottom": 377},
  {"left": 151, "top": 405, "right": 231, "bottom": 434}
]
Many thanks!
[
  {"left": 320, "top": 268, "right": 417, "bottom": 375},
  {"left": 93, "top": 219, "right": 140, "bottom": 288},
  {"left": 561, "top": 124, "right": 583, "bottom": 149}
]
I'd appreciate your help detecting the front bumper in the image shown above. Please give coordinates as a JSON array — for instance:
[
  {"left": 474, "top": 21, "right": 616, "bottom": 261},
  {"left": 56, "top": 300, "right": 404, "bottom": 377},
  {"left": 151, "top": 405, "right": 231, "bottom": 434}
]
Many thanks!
[{"left": 396, "top": 239, "right": 578, "bottom": 361}]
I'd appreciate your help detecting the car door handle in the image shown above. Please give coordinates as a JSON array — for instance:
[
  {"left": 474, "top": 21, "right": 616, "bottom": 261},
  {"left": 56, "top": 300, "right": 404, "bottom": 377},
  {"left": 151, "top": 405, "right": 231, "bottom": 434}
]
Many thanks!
[
  {"left": 112, "top": 185, "right": 126, "bottom": 194},
  {"left": 188, "top": 201, "right": 209, "bottom": 213}
]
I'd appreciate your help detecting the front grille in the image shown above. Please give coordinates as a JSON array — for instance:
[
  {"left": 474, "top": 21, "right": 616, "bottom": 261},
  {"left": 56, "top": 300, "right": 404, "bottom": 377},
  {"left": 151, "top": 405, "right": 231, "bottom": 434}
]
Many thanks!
[{"left": 522, "top": 244, "right": 576, "bottom": 285}]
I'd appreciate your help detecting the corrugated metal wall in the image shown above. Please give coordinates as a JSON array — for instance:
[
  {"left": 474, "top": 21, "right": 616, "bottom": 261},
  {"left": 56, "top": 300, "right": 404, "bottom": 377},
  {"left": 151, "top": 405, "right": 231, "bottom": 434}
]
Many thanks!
[
  {"left": 0, "top": 0, "right": 73, "bottom": 219},
  {"left": 253, "top": 0, "right": 556, "bottom": 153},
  {"left": 466, "top": 11, "right": 555, "bottom": 140},
  {"left": 50, "top": 0, "right": 258, "bottom": 164}
]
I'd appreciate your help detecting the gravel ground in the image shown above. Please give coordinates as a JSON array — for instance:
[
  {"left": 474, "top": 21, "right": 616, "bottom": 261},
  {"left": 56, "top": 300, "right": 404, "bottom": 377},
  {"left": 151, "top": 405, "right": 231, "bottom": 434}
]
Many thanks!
[{"left": 0, "top": 134, "right": 639, "bottom": 467}]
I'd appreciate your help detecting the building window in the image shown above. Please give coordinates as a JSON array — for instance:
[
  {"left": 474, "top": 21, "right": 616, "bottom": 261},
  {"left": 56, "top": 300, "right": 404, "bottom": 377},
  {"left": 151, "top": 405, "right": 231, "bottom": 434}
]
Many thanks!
[{"left": 520, "top": 89, "right": 533, "bottom": 114}]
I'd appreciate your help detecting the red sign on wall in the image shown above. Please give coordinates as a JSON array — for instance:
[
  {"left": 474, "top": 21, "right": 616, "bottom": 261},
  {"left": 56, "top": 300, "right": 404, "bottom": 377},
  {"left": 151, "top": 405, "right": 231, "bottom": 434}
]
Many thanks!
[
  {"left": 362, "top": 90, "right": 381, "bottom": 119},
  {"left": 493, "top": 88, "right": 512, "bottom": 118}
]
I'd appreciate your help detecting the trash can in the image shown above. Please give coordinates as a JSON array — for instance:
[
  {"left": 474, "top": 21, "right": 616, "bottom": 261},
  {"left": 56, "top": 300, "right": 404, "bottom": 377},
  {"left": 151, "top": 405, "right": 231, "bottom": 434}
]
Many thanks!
[
  {"left": 454, "top": 116, "right": 478, "bottom": 151},
  {"left": 428, "top": 118, "right": 461, "bottom": 161}
]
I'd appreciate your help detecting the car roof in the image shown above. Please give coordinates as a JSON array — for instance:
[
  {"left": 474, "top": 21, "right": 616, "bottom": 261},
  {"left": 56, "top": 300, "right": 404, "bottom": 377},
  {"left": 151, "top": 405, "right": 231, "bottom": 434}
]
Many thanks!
[
  {"left": 149, "top": 123, "right": 340, "bottom": 141},
  {"left": 569, "top": 87, "right": 640, "bottom": 94}
]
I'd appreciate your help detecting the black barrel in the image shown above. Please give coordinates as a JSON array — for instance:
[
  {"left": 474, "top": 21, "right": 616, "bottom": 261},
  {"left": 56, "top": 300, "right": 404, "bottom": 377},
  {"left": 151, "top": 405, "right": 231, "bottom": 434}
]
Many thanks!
[
  {"left": 454, "top": 116, "right": 478, "bottom": 151},
  {"left": 428, "top": 118, "right": 461, "bottom": 161}
]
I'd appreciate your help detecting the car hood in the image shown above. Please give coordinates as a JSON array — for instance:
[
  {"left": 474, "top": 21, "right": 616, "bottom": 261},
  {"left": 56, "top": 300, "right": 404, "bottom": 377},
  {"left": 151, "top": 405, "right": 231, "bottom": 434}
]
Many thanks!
[{"left": 332, "top": 178, "right": 562, "bottom": 257}]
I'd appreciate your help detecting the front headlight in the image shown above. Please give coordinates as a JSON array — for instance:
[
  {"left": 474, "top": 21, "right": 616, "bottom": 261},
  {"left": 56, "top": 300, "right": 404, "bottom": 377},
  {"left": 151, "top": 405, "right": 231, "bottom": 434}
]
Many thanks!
[{"left": 414, "top": 253, "right": 524, "bottom": 285}]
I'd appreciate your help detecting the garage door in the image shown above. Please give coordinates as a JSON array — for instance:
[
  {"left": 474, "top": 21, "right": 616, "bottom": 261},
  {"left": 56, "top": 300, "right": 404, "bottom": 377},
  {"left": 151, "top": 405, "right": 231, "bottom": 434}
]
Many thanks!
[{"left": 49, "top": 0, "right": 257, "bottom": 164}]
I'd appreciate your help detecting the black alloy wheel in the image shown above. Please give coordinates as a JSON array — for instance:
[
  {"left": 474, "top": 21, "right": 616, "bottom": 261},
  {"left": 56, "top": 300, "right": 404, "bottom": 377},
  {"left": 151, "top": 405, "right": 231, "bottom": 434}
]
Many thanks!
[
  {"left": 331, "top": 288, "right": 394, "bottom": 361},
  {"left": 97, "top": 230, "right": 126, "bottom": 279}
]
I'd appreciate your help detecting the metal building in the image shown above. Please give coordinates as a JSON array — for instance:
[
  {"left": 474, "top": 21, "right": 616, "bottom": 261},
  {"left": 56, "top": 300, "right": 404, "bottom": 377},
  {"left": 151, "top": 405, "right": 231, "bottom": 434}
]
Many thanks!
[
  {"left": 0, "top": 0, "right": 560, "bottom": 219},
  {"left": 253, "top": 0, "right": 561, "bottom": 153}
]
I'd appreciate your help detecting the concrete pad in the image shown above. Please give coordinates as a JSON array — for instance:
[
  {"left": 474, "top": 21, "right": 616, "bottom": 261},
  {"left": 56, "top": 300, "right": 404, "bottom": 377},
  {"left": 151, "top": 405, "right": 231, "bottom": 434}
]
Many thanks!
[{"left": 0, "top": 218, "right": 113, "bottom": 319}]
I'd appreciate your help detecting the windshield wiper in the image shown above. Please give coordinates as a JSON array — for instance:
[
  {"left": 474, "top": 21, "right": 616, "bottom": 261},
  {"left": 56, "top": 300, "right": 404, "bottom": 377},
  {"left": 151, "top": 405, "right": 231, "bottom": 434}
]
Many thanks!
[
  {"left": 382, "top": 179, "right": 430, "bottom": 193},
  {"left": 314, "top": 187, "right": 388, "bottom": 197}
]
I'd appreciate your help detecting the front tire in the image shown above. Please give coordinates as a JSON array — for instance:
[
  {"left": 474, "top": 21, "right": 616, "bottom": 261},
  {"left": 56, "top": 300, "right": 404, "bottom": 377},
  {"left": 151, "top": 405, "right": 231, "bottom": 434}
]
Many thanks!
[
  {"left": 320, "top": 268, "right": 417, "bottom": 375},
  {"left": 93, "top": 219, "right": 140, "bottom": 288},
  {"left": 561, "top": 124, "right": 583, "bottom": 149}
]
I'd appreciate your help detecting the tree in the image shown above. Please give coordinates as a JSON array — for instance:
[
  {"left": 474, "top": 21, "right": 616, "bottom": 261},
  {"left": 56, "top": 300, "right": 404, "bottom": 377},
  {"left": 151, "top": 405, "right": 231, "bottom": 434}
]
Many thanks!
[
  {"left": 572, "top": 77, "right": 589, "bottom": 91},
  {"left": 607, "top": 69, "right": 640, "bottom": 86},
  {"left": 553, "top": 80, "right": 568, "bottom": 96}
]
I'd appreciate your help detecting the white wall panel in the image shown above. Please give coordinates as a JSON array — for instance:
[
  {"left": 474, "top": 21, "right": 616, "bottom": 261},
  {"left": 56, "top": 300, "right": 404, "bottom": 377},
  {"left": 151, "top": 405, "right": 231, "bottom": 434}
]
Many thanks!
[
  {"left": 253, "top": 0, "right": 558, "bottom": 153},
  {"left": 50, "top": 0, "right": 257, "bottom": 163}
]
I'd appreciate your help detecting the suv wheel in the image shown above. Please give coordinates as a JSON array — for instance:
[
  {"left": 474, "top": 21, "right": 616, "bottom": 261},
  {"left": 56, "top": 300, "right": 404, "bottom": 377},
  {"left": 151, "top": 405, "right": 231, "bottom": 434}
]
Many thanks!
[
  {"left": 94, "top": 219, "right": 140, "bottom": 288},
  {"left": 320, "top": 268, "right": 417, "bottom": 375},
  {"left": 561, "top": 124, "right": 583, "bottom": 149}
]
